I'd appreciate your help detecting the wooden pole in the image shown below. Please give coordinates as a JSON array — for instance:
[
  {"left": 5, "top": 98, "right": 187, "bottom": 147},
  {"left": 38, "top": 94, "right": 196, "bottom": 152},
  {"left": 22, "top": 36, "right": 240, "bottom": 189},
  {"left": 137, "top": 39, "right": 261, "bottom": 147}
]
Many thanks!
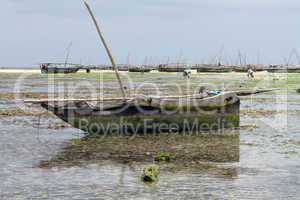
[{"left": 83, "top": 1, "right": 127, "bottom": 99}]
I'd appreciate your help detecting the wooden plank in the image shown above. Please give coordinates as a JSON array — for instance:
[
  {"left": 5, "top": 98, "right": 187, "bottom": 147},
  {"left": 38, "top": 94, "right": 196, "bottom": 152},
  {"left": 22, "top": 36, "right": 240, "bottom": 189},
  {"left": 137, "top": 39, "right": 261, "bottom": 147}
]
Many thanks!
[
  {"left": 23, "top": 94, "right": 206, "bottom": 104},
  {"left": 24, "top": 97, "right": 133, "bottom": 104},
  {"left": 22, "top": 89, "right": 277, "bottom": 104},
  {"left": 233, "top": 89, "right": 279, "bottom": 96}
]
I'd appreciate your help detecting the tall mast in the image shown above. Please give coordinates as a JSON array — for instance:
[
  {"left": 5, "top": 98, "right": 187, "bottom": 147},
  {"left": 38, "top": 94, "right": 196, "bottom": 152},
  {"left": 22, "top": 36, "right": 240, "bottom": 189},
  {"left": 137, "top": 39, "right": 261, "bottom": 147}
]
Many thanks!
[
  {"left": 126, "top": 52, "right": 131, "bottom": 70},
  {"left": 238, "top": 50, "right": 243, "bottom": 66},
  {"left": 217, "top": 45, "right": 224, "bottom": 66},
  {"left": 64, "top": 41, "right": 73, "bottom": 68},
  {"left": 83, "top": 1, "right": 126, "bottom": 99}
]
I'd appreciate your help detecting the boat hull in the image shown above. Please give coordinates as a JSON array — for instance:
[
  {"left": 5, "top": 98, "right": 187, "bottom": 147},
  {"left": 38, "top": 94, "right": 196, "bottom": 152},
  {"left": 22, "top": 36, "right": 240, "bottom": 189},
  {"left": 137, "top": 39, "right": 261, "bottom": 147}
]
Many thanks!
[
  {"left": 41, "top": 93, "right": 240, "bottom": 135},
  {"left": 196, "top": 68, "right": 232, "bottom": 73},
  {"left": 129, "top": 68, "right": 152, "bottom": 73},
  {"left": 41, "top": 68, "right": 80, "bottom": 74},
  {"left": 158, "top": 67, "right": 186, "bottom": 72},
  {"left": 267, "top": 69, "right": 300, "bottom": 73}
]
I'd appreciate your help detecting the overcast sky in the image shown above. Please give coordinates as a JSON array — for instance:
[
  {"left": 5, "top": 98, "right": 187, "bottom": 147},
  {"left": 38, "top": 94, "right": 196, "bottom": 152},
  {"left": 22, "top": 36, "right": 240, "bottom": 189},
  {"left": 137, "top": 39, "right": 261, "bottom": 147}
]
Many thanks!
[{"left": 0, "top": 0, "right": 299, "bottom": 67}]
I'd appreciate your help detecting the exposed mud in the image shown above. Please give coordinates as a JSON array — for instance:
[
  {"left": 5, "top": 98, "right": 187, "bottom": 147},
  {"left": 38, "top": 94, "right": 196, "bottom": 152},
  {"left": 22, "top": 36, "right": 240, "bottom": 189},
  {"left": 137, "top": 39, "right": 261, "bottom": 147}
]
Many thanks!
[
  {"left": 39, "top": 133, "right": 240, "bottom": 168},
  {"left": 1, "top": 72, "right": 300, "bottom": 199}
]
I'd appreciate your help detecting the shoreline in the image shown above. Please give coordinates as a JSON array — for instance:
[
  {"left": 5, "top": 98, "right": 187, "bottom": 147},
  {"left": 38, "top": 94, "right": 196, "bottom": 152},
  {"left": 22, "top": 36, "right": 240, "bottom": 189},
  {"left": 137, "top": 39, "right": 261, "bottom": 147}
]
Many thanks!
[
  {"left": 0, "top": 68, "right": 271, "bottom": 74},
  {"left": 0, "top": 69, "right": 41, "bottom": 73}
]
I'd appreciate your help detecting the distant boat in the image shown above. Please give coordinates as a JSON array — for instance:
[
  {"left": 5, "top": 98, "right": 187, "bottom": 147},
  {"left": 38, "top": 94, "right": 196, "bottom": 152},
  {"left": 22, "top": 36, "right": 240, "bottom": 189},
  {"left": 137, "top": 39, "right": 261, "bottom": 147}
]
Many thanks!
[
  {"left": 158, "top": 64, "right": 188, "bottom": 72},
  {"left": 40, "top": 63, "right": 82, "bottom": 74},
  {"left": 194, "top": 64, "right": 232, "bottom": 73},
  {"left": 129, "top": 65, "right": 152, "bottom": 73},
  {"left": 267, "top": 65, "right": 300, "bottom": 73},
  {"left": 233, "top": 64, "right": 268, "bottom": 72}
]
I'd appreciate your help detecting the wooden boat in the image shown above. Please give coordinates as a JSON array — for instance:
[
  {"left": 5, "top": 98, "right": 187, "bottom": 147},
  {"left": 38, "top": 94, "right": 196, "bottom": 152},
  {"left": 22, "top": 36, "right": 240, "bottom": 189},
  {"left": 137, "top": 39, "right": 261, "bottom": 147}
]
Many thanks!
[
  {"left": 115, "top": 64, "right": 130, "bottom": 71},
  {"left": 252, "top": 64, "right": 269, "bottom": 72},
  {"left": 129, "top": 66, "right": 152, "bottom": 73},
  {"left": 197, "top": 68, "right": 232, "bottom": 73},
  {"left": 29, "top": 92, "right": 240, "bottom": 135},
  {"left": 40, "top": 63, "right": 82, "bottom": 74},
  {"left": 233, "top": 65, "right": 249, "bottom": 72},
  {"left": 158, "top": 64, "right": 188, "bottom": 72},
  {"left": 267, "top": 65, "right": 300, "bottom": 73},
  {"left": 233, "top": 64, "right": 269, "bottom": 72},
  {"left": 27, "top": 88, "right": 278, "bottom": 135},
  {"left": 27, "top": 2, "right": 242, "bottom": 136},
  {"left": 194, "top": 64, "right": 233, "bottom": 73}
]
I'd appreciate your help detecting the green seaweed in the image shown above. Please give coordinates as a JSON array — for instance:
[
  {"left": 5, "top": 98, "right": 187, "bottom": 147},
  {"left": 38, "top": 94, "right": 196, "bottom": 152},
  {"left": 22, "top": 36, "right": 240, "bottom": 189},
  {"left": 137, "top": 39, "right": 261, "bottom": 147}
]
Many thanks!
[
  {"left": 71, "top": 139, "right": 82, "bottom": 146},
  {"left": 154, "top": 152, "right": 171, "bottom": 162},
  {"left": 38, "top": 133, "right": 240, "bottom": 168},
  {"left": 141, "top": 165, "right": 160, "bottom": 183}
]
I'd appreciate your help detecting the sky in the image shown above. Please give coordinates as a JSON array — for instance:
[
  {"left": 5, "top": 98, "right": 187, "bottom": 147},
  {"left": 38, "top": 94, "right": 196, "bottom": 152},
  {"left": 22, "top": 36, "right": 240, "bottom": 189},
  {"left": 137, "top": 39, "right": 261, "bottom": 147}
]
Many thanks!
[{"left": 0, "top": 0, "right": 299, "bottom": 67}]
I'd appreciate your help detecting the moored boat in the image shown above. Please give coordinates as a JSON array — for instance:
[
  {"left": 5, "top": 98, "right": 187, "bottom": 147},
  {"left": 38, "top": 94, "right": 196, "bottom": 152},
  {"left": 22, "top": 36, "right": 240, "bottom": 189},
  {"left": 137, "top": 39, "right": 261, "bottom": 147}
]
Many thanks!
[
  {"left": 194, "top": 64, "right": 233, "bottom": 73},
  {"left": 158, "top": 64, "right": 188, "bottom": 72},
  {"left": 40, "top": 63, "right": 82, "bottom": 74},
  {"left": 129, "top": 66, "right": 152, "bottom": 73},
  {"left": 34, "top": 92, "right": 240, "bottom": 135},
  {"left": 267, "top": 65, "right": 300, "bottom": 73}
]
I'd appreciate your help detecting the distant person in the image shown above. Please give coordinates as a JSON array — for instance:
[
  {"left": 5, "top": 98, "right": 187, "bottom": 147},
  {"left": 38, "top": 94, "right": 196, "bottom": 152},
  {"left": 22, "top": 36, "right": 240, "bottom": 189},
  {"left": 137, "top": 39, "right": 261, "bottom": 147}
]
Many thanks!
[
  {"left": 247, "top": 68, "right": 254, "bottom": 78},
  {"left": 198, "top": 86, "right": 209, "bottom": 98},
  {"left": 41, "top": 64, "right": 47, "bottom": 70},
  {"left": 183, "top": 70, "right": 191, "bottom": 79}
]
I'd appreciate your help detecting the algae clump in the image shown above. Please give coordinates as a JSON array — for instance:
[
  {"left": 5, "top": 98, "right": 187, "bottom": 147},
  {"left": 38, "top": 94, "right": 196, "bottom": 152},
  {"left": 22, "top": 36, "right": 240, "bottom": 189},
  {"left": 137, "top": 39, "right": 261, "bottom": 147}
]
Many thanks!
[
  {"left": 154, "top": 152, "right": 171, "bottom": 162},
  {"left": 141, "top": 165, "right": 160, "bottom": 183}
]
